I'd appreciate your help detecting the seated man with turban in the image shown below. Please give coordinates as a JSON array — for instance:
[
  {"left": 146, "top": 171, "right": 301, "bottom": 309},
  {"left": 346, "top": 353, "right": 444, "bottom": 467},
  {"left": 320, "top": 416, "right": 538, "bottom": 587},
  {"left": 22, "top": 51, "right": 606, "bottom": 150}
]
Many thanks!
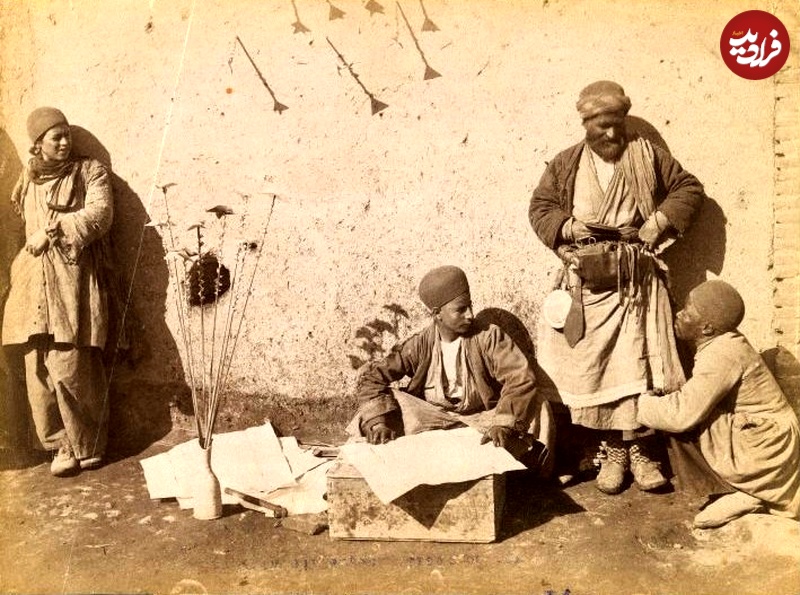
[
  {"left": 637, "top": 280, "right": 800, "bottom": 528},
  {"left": 346, "top": 265, "right": 555, "bottom": 476}
]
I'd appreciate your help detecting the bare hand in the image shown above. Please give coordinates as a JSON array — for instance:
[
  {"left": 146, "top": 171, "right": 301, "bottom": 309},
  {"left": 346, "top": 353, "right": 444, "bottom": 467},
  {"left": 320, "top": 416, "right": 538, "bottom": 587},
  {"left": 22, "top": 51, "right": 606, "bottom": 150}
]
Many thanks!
[
  {"left": 25, "top": 229, "right": 50, "bottom": 256},
  {"left": 556, "top": 245, "right": 580, "bottom": 268},
  {"left": 638, "top": 212, "right": 669, "bottom": 248},
  {"left": 638, "top": 220, "right": 660, "bottom": 248},
  {"left": 480, "top": 426, "right": 515, "bottom": 449},
  {"left": 367, "top": 422, "right": 396, "bottom": 445},
  {"left": 571, "top": 220, "right": 592, "bottom": 242}
]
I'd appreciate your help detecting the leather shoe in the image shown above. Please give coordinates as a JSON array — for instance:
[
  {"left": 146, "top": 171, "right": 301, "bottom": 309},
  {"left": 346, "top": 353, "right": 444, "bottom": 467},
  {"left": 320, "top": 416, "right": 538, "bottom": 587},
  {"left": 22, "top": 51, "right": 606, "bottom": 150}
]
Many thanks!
[
  {"left": 51, "top": 445, "right": 79, "bottom": 477},
  {"left": 596, "top": 460, "right": 626, "bottom": 494},
  {"left": 630, "top": 459, "right": 668, "bottom": 491}
]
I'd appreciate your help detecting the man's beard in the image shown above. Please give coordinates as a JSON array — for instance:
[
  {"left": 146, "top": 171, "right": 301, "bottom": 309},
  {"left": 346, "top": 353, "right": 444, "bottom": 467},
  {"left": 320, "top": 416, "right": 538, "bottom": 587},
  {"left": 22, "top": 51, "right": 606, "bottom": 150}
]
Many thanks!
[{"left": 588, "top": 137, "right": 627, "bottom": 163}]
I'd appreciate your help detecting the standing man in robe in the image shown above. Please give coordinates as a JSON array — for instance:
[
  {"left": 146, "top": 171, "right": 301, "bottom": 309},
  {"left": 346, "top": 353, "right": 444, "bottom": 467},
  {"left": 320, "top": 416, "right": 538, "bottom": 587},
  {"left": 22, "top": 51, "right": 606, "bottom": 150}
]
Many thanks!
[
  {"left": 3, "top": 107, "right": 113, "bottom": 476},
  {"left": 528, "top": 81, "right": 705, "bottom": 494}
]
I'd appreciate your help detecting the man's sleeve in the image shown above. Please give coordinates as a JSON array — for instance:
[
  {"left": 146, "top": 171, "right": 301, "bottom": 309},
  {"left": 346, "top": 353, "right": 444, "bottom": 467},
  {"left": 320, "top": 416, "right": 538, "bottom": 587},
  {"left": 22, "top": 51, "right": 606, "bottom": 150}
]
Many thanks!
[
  {"left": 637, "top": 350, "right": 743, "bottom": 433},
  {"left": 354, "top": 335, "right": 421, "bottom": 430},
  {"left": 484, "top": 325, "right": 539, "bottom": 431},
  {"left": 652, "top": 146, "right": 705, "bottom": 234},
  {"left": 51, "top": 160, "right": 114, "bottom": 263},
  {"left": 529, "top": 160, "right": 571, "bottom": 250}
]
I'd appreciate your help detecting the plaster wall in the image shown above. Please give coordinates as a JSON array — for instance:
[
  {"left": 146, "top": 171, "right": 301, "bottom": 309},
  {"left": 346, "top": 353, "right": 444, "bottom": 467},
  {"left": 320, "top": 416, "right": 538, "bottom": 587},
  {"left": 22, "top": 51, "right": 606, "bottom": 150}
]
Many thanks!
[{"left": 1, "top": 0, "right": 797, "bottom": 436}]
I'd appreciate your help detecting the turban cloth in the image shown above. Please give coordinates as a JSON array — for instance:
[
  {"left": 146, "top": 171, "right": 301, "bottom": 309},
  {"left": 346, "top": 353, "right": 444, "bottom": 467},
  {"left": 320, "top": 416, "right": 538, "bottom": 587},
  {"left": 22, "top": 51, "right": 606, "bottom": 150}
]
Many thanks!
[
  {"left": 576, "top": 80, "right": 632, "bottom": 121},
  {"left": 418, "top": 266, "right": 470, "bottom": 310},
  {"left": 690, "top": 280, "right": 745, "bottom": 333},
  {"left": 27, "top": 107, "right": 69, "bottom": 143}
]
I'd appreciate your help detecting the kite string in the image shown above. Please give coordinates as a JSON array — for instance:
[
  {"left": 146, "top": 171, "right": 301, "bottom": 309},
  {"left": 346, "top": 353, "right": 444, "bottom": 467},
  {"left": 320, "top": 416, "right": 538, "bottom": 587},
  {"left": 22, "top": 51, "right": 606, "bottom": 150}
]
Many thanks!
[
  {"left": 94, "top": 0, "right": 198, "bottom": 456},
  {"left": 63, "top": 2, "right": 199, "bottom": 594}
]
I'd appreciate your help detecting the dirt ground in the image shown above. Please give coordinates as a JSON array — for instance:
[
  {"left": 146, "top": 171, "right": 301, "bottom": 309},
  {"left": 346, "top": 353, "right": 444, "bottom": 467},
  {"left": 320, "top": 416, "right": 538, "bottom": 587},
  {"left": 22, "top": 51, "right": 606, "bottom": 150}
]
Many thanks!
[
  {"left": 1, "top": 424, "right": 799, "bottom": 595},
  {"left": 1, "top": 3, "right": 798, "bottom": 594}
]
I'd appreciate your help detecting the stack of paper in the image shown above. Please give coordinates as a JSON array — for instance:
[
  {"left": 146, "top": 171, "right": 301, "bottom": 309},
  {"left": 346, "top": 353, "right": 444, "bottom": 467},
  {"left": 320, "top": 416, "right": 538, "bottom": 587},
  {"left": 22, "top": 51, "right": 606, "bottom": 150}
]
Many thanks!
[{"left": 139, "top": 422, "right": 333, "bottom": 515}]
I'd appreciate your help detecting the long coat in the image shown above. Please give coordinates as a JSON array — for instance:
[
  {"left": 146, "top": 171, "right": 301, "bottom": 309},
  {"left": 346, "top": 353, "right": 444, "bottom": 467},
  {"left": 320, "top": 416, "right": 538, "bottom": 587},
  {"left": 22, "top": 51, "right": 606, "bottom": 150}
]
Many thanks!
[
  {"left": 354, "top": 321, "right": 542, "bottom": 433},
  {"left": 528, "top": 140, "right": 705, "bottom": 250},
  {"left": 638, "top": 332, "right": 800, "bottom": 518},
  {"left": 527, "top": 140, "right": 706, "bottom": 412},
  {"left": 2, "top": 158, "right": 113, "bottom": 349}
]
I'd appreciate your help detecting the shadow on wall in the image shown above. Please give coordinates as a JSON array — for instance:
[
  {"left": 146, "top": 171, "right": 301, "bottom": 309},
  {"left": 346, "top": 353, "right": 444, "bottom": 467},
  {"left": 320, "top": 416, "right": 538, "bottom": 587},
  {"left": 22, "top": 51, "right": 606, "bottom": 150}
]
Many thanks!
[
  {"left": 627, "top": 116, "right": 670, "bottom": 153},
  {"left": 474, "top": 307, "right": 576, "bottom": 473},
  {"left": 0, "top": 128, "right": 25, "bottom": 454},
  {"left": 474, "top": 307, "right": 558, "bottom": 395},
  {"left": 628, "top": 115, "right": 728, "bottom": 308},
  {"left": 761, "top": 346, "right": 800, "bottom": 419},
  {"left": 476, "top": 307, "right": 535, "bottom": 362},
  {"left": 662, "top": 192, "right": 728, "bottom": 385},
  {"left": 72, "top": 126, "right": 185, "bottom": 458},
  {"left": 662, "top": 198, "right": 727, "bottom": 308}
]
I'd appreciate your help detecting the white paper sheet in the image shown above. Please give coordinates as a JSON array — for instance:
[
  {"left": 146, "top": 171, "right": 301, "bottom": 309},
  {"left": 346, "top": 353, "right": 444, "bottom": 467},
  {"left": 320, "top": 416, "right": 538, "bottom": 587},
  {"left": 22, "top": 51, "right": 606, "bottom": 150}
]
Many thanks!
[
  {"left": 339, "top": 426, "right": 526, "bottom": 504},
  {"left": 212, "top": 424, "right": 296, "bottom": 493},
  {"left": 279, "top": 436, "right": 331, "bottom": 479},
  {"left": 260, "top": 460, "right": 335, "bottom": 515},
  {"left": 140, "top": 422, "right": 298, "bottom": 510}
]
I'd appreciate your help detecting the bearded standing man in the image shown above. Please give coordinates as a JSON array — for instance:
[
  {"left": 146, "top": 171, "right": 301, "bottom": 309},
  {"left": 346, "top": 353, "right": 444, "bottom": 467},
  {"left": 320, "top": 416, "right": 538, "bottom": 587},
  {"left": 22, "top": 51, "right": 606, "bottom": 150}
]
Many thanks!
[{"left": 528, "top": 81, "right": 706, "bottom": 494}]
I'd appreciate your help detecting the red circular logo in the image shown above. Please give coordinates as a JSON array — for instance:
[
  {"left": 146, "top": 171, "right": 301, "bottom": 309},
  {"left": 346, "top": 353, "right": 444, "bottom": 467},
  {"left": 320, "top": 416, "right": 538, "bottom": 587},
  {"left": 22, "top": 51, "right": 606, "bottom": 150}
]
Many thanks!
[{"left": 720, "top": 10, "right": 790, "bottom": 80}]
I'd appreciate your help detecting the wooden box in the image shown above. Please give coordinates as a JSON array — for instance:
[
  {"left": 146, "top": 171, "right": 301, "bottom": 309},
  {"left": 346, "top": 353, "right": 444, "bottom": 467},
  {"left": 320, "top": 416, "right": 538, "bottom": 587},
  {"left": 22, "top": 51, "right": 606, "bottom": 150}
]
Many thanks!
[{"left": 326, "top": 461, "right": 505, "bottom": 542}]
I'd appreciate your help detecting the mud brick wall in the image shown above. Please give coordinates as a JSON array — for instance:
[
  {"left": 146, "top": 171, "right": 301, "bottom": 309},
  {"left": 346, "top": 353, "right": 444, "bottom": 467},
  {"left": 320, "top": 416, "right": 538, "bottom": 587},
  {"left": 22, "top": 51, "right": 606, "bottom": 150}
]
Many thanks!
[
  {"left": 772, "top": 34, "right": 800, "bottom": 417},
  {"left": 1, "top": 0, "right": 798, "bottom": 447}
]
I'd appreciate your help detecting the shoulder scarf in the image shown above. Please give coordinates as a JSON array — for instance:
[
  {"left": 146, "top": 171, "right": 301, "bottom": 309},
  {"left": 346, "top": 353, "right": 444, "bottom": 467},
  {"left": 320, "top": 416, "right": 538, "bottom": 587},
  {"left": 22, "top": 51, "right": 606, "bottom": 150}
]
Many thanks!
[
  {"left": 618, "top": 136, "right": 656, "bottom": 220},
  {"left": 11, "top": 156, "right": 82, "bottom": 216}
]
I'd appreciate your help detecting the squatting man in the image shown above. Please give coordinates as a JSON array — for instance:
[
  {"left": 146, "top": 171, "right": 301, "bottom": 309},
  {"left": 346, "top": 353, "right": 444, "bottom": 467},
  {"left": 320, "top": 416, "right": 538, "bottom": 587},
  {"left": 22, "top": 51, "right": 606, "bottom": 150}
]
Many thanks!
[
  {"left": 346, "top": 265, "right": 555, "bottom": 476},
  {"left": 636, "top": 280, "right": 800, "bottom": 529}
]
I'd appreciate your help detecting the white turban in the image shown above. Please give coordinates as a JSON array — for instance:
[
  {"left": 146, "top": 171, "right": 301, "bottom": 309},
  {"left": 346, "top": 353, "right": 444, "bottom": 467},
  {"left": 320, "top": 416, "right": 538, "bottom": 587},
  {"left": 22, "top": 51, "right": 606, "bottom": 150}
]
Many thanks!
[{"left": 576, "top": 80, "right": 631, "bottom": 121}]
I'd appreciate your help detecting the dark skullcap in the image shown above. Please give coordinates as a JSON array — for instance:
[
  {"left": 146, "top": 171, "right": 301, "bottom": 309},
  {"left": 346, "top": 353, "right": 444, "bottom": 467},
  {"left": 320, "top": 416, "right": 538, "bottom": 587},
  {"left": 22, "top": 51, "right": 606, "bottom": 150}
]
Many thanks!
[
  {"left": 576, "top": 80, "right": 632, "bottom": 121},
  {"left": 418, "top": 266, "right": 470, "bottom": 310},
  {"left": 690, "top": 280, "right": 745, "bottom": 333},
  {"left": 26, "top": 107, "right": 69, "bottom": 143}
]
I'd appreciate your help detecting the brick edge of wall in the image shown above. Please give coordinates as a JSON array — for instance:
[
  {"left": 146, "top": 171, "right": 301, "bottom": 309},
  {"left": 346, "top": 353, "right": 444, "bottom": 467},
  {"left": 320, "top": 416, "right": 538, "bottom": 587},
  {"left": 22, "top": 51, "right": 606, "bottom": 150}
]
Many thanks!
[{"left": 772, "top": 40, "right": 800, "bottom": 402}]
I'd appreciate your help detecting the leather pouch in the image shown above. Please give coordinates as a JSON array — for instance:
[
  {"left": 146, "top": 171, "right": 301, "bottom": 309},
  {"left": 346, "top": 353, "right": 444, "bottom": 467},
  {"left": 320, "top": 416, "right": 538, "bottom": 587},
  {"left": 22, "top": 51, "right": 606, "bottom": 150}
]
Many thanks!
[{"left": 574, "top": 241, "right": 621, "bottom": 291}]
